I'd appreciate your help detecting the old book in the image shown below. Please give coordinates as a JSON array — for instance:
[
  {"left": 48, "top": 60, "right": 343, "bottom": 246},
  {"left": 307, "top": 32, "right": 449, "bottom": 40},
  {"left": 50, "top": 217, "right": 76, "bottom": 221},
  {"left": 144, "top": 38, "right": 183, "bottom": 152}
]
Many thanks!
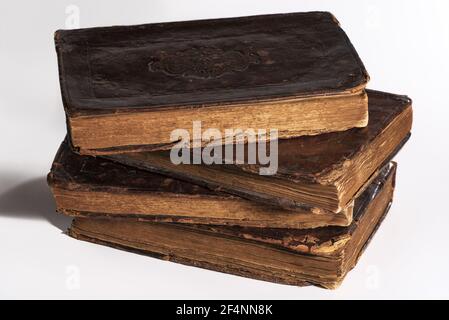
[
  {"left": 49, "top": 140, "right": 394, "bottom": 229},
  {"left": 107, "top": 90, "right": 412, "bottom": 213},
  {"left": 69, "top": 162, "right": 397, "bottom": 289},
  {"left": 55, "top": 12, "right": 369, "bottom": 155}
]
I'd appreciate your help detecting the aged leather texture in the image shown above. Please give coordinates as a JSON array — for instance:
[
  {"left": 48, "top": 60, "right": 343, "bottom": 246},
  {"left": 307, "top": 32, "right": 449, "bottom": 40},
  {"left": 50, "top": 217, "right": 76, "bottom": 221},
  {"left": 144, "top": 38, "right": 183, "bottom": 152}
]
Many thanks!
[
  {"left": 177, "top": 162, "right": 396, "bottom": 253},
  {"left": 107, "top": 90, "right": 411, "bottom": 183},
  {"left": 55, "top": 11, "right": 368, "bottom": 115},
  {"left": 67, "top": 162, "right": 395, "bottom": 288},
  {"left": 48, "top": 139, "right": 217, "bottom": 196},
  {"left": 48, "top": 140, "right": 392, "bottom": 216}
]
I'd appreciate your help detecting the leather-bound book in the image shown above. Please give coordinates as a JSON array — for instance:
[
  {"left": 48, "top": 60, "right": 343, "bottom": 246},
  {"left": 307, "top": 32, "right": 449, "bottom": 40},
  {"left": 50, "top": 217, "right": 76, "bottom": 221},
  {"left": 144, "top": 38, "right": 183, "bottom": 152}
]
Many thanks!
[
  {"left": 68, "top": 162, "right": 397, "bottom": 289},
  {"left": 55, "top": 12, "right": 369, "bottom": 155},
  {"left": 48, "top": 141, "right": 396, "bottom": 229},
  {"left": 106, "top": 90, "right": 412, "bottom": 213}
]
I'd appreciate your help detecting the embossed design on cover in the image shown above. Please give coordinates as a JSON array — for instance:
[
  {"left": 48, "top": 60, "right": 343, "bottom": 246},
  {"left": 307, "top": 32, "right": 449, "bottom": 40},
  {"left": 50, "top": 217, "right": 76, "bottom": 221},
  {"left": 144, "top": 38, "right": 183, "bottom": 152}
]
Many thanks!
[{"left": 148, "top": 46, "right": 261, "bottom": 79}]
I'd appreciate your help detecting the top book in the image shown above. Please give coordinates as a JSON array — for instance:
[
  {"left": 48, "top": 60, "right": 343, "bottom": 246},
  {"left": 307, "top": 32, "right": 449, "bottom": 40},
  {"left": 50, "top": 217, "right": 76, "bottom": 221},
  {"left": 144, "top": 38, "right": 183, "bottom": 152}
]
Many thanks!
[{"left": 55, "top": 12, "right": 370, "bottom": 155}]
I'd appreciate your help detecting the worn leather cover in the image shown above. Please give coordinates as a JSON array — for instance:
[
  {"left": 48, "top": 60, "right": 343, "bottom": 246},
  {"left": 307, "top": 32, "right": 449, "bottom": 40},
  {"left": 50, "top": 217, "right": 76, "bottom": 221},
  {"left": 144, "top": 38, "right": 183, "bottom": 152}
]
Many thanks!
[
  {"left": 68, "top": 162, "right": 396, "bottom": 288},
  {"left": 112, "top": 90, "right": 409, "bottom": 181},
  {"left": 48, "top": 139, "right": 217, "bottom": 196},
  {"left": 187, "top": 162, "right": 396, "bottom": 255},
  {"left": 48, "top": 140, "right": 391, "bottom": 225},
  {"left": 105, "top": 90, "right": 411, "bottom": 211},
  {"left": 55, "top": 11, "right": 368, "bottom": 115}
]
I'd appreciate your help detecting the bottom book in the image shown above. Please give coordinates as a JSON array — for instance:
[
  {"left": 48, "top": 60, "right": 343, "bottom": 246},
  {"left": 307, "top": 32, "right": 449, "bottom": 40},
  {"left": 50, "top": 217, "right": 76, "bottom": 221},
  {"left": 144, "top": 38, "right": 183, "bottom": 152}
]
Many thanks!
[{"left": 68, "top": 162, "right": 397, "bottom": 289}]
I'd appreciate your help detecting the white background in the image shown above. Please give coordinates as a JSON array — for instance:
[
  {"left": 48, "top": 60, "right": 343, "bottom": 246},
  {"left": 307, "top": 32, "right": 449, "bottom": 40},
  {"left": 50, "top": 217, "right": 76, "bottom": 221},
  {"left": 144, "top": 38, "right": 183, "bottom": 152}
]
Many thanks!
[{"left": 1, "top": 0, "right": 448, "bottom": 299}]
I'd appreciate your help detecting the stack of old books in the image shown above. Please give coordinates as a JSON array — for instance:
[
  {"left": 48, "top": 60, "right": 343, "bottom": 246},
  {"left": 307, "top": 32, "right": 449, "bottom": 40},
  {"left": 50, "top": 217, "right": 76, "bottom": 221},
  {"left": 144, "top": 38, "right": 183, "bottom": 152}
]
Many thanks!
[{"left": 48, "top": 12, "right": 412, "bottom": 289}]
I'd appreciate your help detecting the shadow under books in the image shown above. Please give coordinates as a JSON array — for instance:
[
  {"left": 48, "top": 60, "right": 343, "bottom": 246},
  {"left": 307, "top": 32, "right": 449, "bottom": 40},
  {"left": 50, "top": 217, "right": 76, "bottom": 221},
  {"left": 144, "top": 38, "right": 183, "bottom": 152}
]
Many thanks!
[{"left": 0, "top": 176, "right": 71, "bottom": 232}]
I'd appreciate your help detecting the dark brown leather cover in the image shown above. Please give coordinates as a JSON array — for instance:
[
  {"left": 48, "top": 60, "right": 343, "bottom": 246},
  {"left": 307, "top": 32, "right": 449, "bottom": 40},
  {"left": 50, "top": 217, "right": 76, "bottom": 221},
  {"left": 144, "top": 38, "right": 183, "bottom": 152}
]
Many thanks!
[
  {"left": 124, "top": 90, "right": 408, "bottom": 181},
  {"left": 105, "top": 90, "right": 411, "bottom": 210},
  {"left": 48, "top": 139, "right": 217, "bottom": 196},
  {"left": 48, "top": 139, "right": 392, "bottom": 215},
  {"left": 186, "top": 162, "right": 396, "bottom": 254},
  {"left": 68, "top": 164, "right": 395, "bottom": 288},
  {"left": 55, "top": 12, "right": 368, "bottom": 115}
]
